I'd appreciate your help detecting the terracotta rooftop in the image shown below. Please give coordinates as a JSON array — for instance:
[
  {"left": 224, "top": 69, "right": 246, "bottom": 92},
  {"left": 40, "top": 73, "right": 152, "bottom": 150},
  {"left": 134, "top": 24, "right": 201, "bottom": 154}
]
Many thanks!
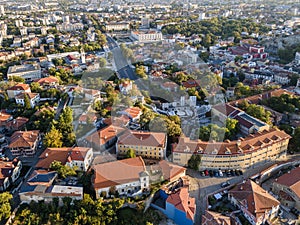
[
  {"left": 0, "top": 158, "right": 20, "bottom": 185},
  {"left": 172, "top": 128, "right": 290, "bottom": 155},
  {"left": 7, "top": 83, "right": 30, "bottom": 91},
  {"left": 9, "top": 130, "right": 39, "bottom": 148},
  {"left": 0, "top": 112, "right": 12, "bottom": 123},
  {"left": 123, "top": 107, "right": 142, "bottom": 119},
  {"left": 118, "top": 130, "right": 167, "bottom": 148},
  {"left": 5, "top": 117, "right": 28, "bottom": 130},
  {"left": 86, "top": 125, "right": 124, "bottom": 146},
  {"left": 229, "top": 180, "right": 280, "bottom": 220},
  {"left": 36, "top": 147, "right": 91, "bottom": 169},
  {"left": 166, "top": 187, "right": 196, "bottom": 221},
  {"left": 15, "top": 92, "right": 39, "bottom": 100},
  {"left": 275, "top": 167, "right": 300, "bottom": 199},
  {"left": 157, "top": 160, "right": 186, "bottom": 181},
  {"left": 35, "top": 76, "right": 59, "bottom": 85},
  {"left": 92, "top": 156, "right": 146, "bottom": 189},
  {"left": 202, "top": 211, "right": 234, "bottom": 225}
]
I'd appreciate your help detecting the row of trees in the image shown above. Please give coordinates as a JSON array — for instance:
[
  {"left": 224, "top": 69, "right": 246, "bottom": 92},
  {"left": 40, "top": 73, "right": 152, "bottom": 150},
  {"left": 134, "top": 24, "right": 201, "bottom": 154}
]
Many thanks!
[
  {"left": 262, "top": 94, "right": 300, "bottom": 114},
  {"left": 162, "top": 18, "right": 269, "bottom": 46},
  {"left": 12, "top": 194, "right": 160, "bottom": 225}
]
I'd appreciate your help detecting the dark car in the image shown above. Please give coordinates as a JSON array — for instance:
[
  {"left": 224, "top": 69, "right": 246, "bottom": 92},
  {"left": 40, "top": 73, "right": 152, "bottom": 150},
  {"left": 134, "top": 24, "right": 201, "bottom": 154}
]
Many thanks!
[
  {"left": 213, "top": 170, "right": 219, "bottom": 177},
  {"left": 221, "top": 181, "right": 230, "bottom": 188},
  {"left": 209, "top": 170, "right": 214, "bottom": 177},
  {"left": 238, "top": 170, "right": 243, "bottom": 175},
  {"left": 230, "top": 170, "right": 235, "bottom": 176}
]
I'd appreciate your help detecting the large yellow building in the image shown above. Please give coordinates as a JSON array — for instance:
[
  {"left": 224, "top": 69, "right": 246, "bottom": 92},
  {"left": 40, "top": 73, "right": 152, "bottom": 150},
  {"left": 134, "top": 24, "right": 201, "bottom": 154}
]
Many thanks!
[
  {"left": 117, "top": 131, "right": 167, "bottom": 160},
  {"left": 172, "top": 128, "right": 290, "bottom": 170}
]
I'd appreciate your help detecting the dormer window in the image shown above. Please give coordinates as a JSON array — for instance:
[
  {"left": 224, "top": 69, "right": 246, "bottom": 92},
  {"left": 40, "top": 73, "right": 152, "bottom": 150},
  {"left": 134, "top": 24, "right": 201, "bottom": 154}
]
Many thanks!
[
  {"left": 212, "top": 149, "right": 218, "bottom": 155},
  {"left": 225, "top": 148, "right": 231, "bottom": 155}
]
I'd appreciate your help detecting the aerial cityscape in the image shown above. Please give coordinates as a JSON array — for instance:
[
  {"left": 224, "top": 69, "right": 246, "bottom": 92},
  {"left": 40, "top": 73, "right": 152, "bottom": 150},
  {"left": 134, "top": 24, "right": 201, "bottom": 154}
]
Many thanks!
[{"left": 0, "top": 0, "right": 299, "bottom": 224}]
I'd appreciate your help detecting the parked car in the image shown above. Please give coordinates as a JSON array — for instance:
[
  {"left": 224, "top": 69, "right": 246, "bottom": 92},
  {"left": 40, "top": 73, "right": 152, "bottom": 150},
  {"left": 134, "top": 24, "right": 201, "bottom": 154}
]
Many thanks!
[
  {"left": 219, "top": 170, "right": 223, "bottom": 177},
  {"left": 221, "top": 181, "right": 230, "bottom": 188},
  {"left": 213, "top": 170, "right": 219, "bottom": 177},
  {"left": 209, "top": 170, "right": 214, "bottom": 177},
  {"left": 230, "top": 170, "right": 235, "bottom": 176},
  {"left": 200, "top": 171, "right": 205, "bottom": 176},
  {"left": 204, "top": 170, "right": 209, "bottom": 176}
]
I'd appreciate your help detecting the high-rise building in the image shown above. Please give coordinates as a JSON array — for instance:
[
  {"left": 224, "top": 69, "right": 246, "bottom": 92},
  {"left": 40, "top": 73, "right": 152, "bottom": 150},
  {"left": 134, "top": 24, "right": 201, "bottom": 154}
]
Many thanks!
[
  {"left": 15, "top": 20, "right": 23, "bottom": 28},
  {"left": 0, "top": 5, "right": 5, "bottom": 16}
]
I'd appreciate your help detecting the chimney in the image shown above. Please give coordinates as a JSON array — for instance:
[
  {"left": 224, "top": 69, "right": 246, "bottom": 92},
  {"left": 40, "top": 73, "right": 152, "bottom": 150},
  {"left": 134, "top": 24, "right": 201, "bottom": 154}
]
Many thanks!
[
  {"left": 140, "top": 136, "right": 143, "bottom": 141},
  {"left": 45, "top": 153, "right": 48, "bottom": 158}
]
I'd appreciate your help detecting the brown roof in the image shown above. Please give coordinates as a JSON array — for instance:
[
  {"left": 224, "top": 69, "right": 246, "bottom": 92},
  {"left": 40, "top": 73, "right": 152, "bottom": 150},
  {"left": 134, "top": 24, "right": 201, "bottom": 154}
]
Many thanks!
[
  {"left": 0, "top": 158, "right": 20, "bottom": 184},
  {"left": 166, "top": 187, "right": 196, "bottom": 221},
  {"left": 202, "top": 211, "right": 234, "bottom": 225},
  {"left": 157, "top": 160, "right": 186, "bottom": 181},
  {"left": 0, "top": 112, "right": 12, "bottom": 123},
  {"left": 15, "top": 92, "right": 39, "bottom": 100},
  {"left": 172, "top": 128, "right": 290, "bottom": 155},
  {"left": 86, "top": 125, "right": 124, "bottom": 146},
  {"left": 5, "top": 117, "right": 28, "bottom": 130},
  {"left": 275, "top": 167, "right": 300, "bottom": 198},
  {"left": 118, "top": 130, "right": 166, "bottom": 147},
  {"left": 92, "top": 156, "right": 146, "bottom": 189},
  {"left": 229, "top": 180, "right": 280, "bottom": 219},
  {"left": 124, "top": 107, "right": 142, "bottom": 119},
  {"left": 7, "top": 83, "right": 30, "bottom": 91},
  {"left": 35, "top": 76, "right": 59, "bottom": 85},
  {"left": 36, "top": 147, "right": 91, "bottom": 169},
  {"left": 9, "top": 130, "right": 39, "bottom": 148}
]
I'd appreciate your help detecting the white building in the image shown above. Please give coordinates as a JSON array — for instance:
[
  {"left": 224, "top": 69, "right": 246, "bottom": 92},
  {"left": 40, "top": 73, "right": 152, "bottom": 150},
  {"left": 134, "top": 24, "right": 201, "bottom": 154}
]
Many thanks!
[
  {"left": 15, "top": 93, "right": 40, "bottom": 108},
  {"left": 105, "top": 22, "right": 130, "bottom": 31},
  {"left": 131, "top": 30, "right": 163, "bottom": 42},
  {"left": 7, "top": 64, "right": 41, "bottom": 82},
  {"left": 93, "top": 157, "right": 149, "bottom": 198},
  {"left": 0, "top": 5, "right": 5, "bottom": 16}
]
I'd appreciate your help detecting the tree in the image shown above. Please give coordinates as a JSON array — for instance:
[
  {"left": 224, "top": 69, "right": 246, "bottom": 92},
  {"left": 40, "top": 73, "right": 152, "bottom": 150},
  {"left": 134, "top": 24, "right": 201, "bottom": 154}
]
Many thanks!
[
  {"left": 126, "top": 149, "right": 136, "bottom": 158},
  {"left": 225, "top": 118, "right": 239, "bottom": 140},
  {"left": 188, "top": 154, "right": 201, "bottom": 170},
  {"left": 23, "top": 94, "right": 31, "bottom": 109},
  {"left": 49, "top": 161, "right": 77, "bottom": 179},
  {"left": 9, "top": 76, "right": 25, "bottom": 83},
  {"left": 44, "top": 125, "right": 63, "bottom": 148},
  {"left": 30, "top": 82, "right": 42, "bottom": 92},
  {"left": 0, "top": 192, "right": 12, "bottom": 221},
  {"left": 135, "top": 65, "right": 147, "bottom": 78},
  {"left": 99, "top": 58, "right": 107, "bottom": 68}
]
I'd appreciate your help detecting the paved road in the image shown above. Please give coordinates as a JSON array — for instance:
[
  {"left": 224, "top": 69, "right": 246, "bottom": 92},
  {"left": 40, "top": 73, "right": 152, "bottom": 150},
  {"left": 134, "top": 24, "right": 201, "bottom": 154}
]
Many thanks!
[{"left": 106, "top": 34, "right": 138, "bottom": 81}]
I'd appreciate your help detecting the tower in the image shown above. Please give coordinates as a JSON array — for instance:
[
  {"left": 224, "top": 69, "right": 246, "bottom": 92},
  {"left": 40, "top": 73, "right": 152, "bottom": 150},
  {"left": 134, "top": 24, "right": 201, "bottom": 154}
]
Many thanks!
[
  {"left": 81, "top": 47, "right": 86, "bottom": 64},
  {"left": 0, "top": 5, "right": 5, "bottom": 16}
]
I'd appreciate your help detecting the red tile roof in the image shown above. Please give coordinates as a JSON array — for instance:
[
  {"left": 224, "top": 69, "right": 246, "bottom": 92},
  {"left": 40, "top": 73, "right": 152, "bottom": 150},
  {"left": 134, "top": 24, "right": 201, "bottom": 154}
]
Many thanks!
[
  {"left": 172, "top": 128, "right": 290, "bottom": 155},
  {"left": 9, "top": 130, "right": 40, "bottom": 148},
  {"left": 275, "top": 167, "right": 300, "bottom": 199},
  {"left": 92, "top": 156, "right": 146, "bottom": 189},
  {"left": 166, "top": 187, "right": 196, "bottom": 221},
  {"left": 229, "top": 180, "right": 280, "bottom": 220},
  {"left": 202, "top": 211, "right": 234, "bottom": 225},
  {"left": 7, "top": 83, "right": 30, "bottom": 91},
  {"left": 118, "top": 130, "right": 167, "bottom": 148},
  {"left": 35, "top": 76, "right": 59, "bottom": 85},
  {"left": 36, "top": 147, "right": 91, "bottom": 169},
  {"left": 86, "top": 125, "right": 124, "bottom": 146}
]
